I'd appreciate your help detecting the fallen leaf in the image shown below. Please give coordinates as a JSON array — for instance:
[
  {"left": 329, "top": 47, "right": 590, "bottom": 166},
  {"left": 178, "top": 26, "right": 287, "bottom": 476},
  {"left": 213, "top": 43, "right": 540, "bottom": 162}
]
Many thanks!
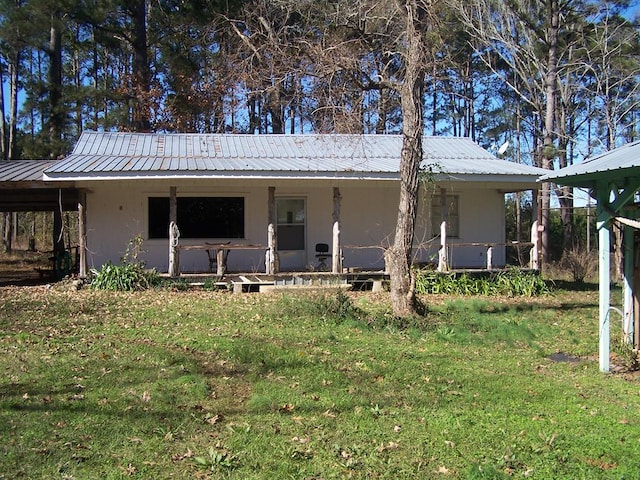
[
  {"left": 171, "top": 449, "right": 193, "bottom": 462},
  {"left": 279, "top": 403, "right": 295, "bottom": 413},
  {"left": 206, "top": 414, "right": 222, "bottom": 425}
]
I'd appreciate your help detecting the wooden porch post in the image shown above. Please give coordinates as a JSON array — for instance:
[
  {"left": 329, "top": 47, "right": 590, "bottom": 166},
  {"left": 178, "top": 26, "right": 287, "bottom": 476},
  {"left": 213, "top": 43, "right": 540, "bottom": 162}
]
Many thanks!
[
  {"left": 530, "top": 220, "right": 539, "bottom": 270},
  {"left": 78, "top": 190, "right": 87, "bottom": 278},
  {"left": 437, "top": 188, "right": 448, "bottom": 272},
  {"left": 437, "top": 221, "right": 447, "bottom": 272},
  {"left": 266, "top": 186, "right": 279, "bottom": 274},
  {"left": 332, "top": 187, "right": 342, "bottom": 274},
  {"left": 168, "top": 186, "right": 179, "bottom": 277}
]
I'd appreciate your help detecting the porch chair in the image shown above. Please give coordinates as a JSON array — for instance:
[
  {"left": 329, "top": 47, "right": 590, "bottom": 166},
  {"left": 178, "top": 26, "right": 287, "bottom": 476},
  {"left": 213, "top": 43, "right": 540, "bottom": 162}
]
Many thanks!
[{"left": 315, "top": 243, "right": 330, "bottom": 270}]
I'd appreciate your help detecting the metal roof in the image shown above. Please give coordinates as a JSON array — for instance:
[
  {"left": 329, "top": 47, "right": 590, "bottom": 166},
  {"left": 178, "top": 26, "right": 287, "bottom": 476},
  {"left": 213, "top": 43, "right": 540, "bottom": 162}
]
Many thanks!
[
  {"left": 540, "top": 140, "right": 640, "bottom": 187},
  {"left": 43, "top": 132, "right": 546, "bottom": 181},
  {"left": 0, "top": 160, "right": 55, "bottom": 184}
]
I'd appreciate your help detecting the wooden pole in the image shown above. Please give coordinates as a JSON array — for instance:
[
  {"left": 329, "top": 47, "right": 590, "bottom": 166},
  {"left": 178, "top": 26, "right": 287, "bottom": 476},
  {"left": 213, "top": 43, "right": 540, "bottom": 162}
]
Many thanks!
[
  {"left": 78, "top": 190, "right": 87, "bottom": 278},
  {"left": 267, "top": 186, "right": 279, "bottom": 274},
  {"left": 530, "top": 220, "right": 539, "bottom": 270},
  {"left": 438, "top": 220, "right": 447, "bottom": 272},
  {"left": 168, "top": 186, "right": 179, "bottom": 277},
  {"left": 332, "top": 187, "right": 342, "bottom": 274},
  {"left": 437, "top": 188, "right": 448, "bottom": 272}
]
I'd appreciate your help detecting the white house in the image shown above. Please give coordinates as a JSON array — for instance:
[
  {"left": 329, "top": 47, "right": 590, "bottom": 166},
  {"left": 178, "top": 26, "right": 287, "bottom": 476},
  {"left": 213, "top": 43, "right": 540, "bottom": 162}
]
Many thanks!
[{"left": 12, "top": 132, "right": 544, "bottom": 276}]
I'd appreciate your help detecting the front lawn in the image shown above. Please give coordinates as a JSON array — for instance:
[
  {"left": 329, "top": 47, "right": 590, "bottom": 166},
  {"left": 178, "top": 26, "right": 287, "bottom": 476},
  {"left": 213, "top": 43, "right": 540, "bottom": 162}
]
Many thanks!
[{"left": 0, "top": 285, "right": 638, "bottom": 479}]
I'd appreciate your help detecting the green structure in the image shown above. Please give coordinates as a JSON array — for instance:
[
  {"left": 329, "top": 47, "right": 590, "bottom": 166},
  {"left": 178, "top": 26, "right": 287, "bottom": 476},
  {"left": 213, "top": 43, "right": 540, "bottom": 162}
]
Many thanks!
[{"left": 541, "top": 141, "right": 640, "bottom": 372}]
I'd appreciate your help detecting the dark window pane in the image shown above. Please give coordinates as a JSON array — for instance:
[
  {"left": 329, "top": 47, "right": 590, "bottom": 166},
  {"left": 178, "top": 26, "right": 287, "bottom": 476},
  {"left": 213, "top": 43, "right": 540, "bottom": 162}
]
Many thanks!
[{"left": 148, "top": 197, "right": 244, "bottom": 239}]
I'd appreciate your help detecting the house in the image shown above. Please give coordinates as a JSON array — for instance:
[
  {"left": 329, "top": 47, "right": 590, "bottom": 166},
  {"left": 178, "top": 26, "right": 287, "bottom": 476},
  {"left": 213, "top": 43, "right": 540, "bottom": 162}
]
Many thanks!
[
  {"left": 3, "top": 132, "right": 545, "bottom": 277},
  {"left": 540, "top": 140, "right": 640, "bottom": 372}
]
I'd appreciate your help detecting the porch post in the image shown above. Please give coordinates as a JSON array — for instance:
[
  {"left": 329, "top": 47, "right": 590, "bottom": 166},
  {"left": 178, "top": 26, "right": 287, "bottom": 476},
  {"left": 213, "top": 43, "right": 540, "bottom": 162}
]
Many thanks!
[
  {"left": 168, "top": 186, "right": 179, "bottom": 277},
  {"left": 623, "top": 224, "right": 634, "bottom": 344},
  {"left": 486, "top": 245, "right": 493, "bottom": 271},
  {"left": 78, "top": 190, "right": 87, "bottom": 278},
  {"left": 530, "top": 220, "right": 539, "bottom": 270},
  {"left": 437, "top": 188, "right": 448, "bottom": 272},
  {"left": 597, "top": 200, "right": 611, "bottom": 373},
  {"left": 332, "top": 187, "right": 342, "bottom": 274},
  {"left": 437, "top": 221, "right": 447, "bottom": 272},
  {"left": 266, "top": 186, "right": 279, "bottom": 274}
]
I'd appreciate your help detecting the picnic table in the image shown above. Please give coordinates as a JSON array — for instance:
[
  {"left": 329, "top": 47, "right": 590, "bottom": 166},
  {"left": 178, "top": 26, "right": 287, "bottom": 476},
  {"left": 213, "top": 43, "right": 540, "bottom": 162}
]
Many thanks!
[{"left": 175, "top": 243, "right": 266, "bottom": 275}]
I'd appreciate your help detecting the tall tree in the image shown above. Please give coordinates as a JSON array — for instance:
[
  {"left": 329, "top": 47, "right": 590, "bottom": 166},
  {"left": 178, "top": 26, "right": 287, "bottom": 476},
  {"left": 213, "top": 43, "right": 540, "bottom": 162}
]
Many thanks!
[
  {"left": 384, "top": 0, "right": 429, "bottom": 316},
  {"left": 455, "top": 0, "right": 593, "bottom": 266}
]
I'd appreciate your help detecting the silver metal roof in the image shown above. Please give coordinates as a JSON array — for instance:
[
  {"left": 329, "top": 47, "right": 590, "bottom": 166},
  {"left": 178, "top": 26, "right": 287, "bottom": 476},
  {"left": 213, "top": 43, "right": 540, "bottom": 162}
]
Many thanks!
[
  {"left": 43, "top": 132, "right": 545, "bottom": 180},
  {"left": 0, "top": 160, "right": 55, "bottom": 183},
  {"left": 540, "top": 140, "right": 640, "bottom": 186}
]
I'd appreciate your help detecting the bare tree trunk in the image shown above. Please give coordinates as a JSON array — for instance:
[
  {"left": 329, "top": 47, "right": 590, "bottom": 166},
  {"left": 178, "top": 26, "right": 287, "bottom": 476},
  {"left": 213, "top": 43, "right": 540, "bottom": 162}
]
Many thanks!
[
  {"left": 386, "top": 0, "right": 425, "bottom": 317},
  {"left": 49, "top": 12, "right": 64, "bottom": 158},
  {"left": 131, "top": 0, "right": 151, "bottom": 132},
  {"left": 539, "top": 0, "right": 560, "bottom": 269},
  {"left": 8, "top": 51, "right": 20, "bottom": 160},
  {"left": 0, "top": 60, "right": 6, "bottom": 160}
]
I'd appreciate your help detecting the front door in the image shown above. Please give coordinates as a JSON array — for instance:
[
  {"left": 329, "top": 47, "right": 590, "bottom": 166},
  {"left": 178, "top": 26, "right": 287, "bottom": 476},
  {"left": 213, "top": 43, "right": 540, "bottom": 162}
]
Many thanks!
[{"left": 276, "top": 197, "right": 306, "bottom": 270}]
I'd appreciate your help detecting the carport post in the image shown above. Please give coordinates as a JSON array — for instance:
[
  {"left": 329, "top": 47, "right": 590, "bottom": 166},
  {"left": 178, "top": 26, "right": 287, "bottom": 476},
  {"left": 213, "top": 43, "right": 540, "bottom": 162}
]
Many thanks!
[
  {"left": 623, "top": 225, "right": 634, "bottom": 344},
  {"left": 597, "top": 207, "right": 611, "bottom": 373}
]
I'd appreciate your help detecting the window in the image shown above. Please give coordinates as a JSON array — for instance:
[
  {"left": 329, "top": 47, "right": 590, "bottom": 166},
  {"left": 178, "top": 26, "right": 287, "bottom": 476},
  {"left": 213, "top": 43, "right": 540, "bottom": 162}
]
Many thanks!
[
  {"left": 148, "top": 197, "right": 244, "bottom": 239},
  {"left": 431, "top": 195, "right": 459, "bottom": 238}
]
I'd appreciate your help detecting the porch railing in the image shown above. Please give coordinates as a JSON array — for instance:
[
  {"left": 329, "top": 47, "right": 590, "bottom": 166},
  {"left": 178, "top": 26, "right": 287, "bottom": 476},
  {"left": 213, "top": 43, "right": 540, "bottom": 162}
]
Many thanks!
[{"left": 436, "top": 220, "right": 539, "bottom": 272}]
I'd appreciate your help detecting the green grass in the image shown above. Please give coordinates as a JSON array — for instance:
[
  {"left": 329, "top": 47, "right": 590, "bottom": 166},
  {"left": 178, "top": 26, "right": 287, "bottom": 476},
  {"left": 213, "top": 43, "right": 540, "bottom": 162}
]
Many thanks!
[{"left": 1, "top": 284, "right": 639, "bottom": 479}]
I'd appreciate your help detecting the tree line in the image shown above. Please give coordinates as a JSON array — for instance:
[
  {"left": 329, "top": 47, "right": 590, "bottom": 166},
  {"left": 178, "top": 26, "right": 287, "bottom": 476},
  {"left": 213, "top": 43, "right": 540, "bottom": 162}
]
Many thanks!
[
  {"left": 1, "top": 1, "right": 636, "bottom": 158},
  {"left": 1, "top": 0, "right": 638, "bottom": 314}
]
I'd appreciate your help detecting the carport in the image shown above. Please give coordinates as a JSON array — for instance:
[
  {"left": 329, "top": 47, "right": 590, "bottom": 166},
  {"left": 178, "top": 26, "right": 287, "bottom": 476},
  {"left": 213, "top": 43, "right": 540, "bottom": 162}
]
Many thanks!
[
  {"left": 541, "top": 141, "right": 640, "bottom": 372},
  {"left": 0, "top": 160, "right": 86, "bottom": 278}
]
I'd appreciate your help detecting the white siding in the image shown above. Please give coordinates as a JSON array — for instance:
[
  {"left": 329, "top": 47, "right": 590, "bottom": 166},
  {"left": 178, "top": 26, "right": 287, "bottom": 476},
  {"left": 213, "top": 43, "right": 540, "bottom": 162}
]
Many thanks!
[{"left": 84, "top": 179, "right": 506, "bottom": 273}]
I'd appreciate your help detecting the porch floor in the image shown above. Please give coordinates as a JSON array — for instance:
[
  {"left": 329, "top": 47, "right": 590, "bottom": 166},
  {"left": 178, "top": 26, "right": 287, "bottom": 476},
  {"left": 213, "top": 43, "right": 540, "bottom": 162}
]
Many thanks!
[{"left": 160, "top": 270, "right": 389, "bottom": 292}]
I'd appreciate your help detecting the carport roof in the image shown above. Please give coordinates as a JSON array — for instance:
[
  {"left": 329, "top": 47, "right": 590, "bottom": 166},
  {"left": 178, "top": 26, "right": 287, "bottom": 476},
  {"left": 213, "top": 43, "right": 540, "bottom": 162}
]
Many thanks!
[
  {"left": 539, "top": 140, "right": 640, "bottom": 187},
  {"left": 0, "top": 160, "right": 79, "bottom": 211}
]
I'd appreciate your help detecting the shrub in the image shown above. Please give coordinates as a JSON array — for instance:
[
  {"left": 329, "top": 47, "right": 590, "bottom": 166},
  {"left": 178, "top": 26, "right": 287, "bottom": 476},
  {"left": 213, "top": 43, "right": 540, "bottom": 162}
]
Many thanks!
[
  {"left": 414, "top": 268, "right": 549, "bottom": 297},
  {"left": 560, "top": 247, "right": 597, "bottom": 283},
  {"left": 89, "top": 234, "right": 159, "bottom": 291},
  {"left": 89, "top": 262, "right": 159, "bottom": 291}
]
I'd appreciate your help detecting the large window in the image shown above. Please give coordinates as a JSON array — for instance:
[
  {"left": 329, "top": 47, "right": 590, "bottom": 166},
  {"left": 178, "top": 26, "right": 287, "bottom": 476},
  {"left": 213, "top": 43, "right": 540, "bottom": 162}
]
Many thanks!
[
  {"left": 431, "top": 195, "right": 460, "bottom": 238},
  {"left": 148, "top": 197, "right": 244, "bottom": 239}
]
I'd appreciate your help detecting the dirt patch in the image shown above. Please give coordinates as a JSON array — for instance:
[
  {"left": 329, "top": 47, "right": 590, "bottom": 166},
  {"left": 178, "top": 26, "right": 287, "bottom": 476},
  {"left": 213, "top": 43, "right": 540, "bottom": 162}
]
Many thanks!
[{"left": 0, "top": 250, "right": 56, "bottom": 286}]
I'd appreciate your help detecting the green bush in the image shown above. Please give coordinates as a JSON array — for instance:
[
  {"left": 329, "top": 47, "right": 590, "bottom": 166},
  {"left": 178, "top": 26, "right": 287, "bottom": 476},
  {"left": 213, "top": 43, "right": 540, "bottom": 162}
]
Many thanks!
[
  {"left": 89, "top": 234, "right": 159, "bottom": 291},
  {"left": 414, "top": 268, "right": 549, "bottom": 297},
  {"left": 89, "top": 261, "right": 159, "bottom": 291}
]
